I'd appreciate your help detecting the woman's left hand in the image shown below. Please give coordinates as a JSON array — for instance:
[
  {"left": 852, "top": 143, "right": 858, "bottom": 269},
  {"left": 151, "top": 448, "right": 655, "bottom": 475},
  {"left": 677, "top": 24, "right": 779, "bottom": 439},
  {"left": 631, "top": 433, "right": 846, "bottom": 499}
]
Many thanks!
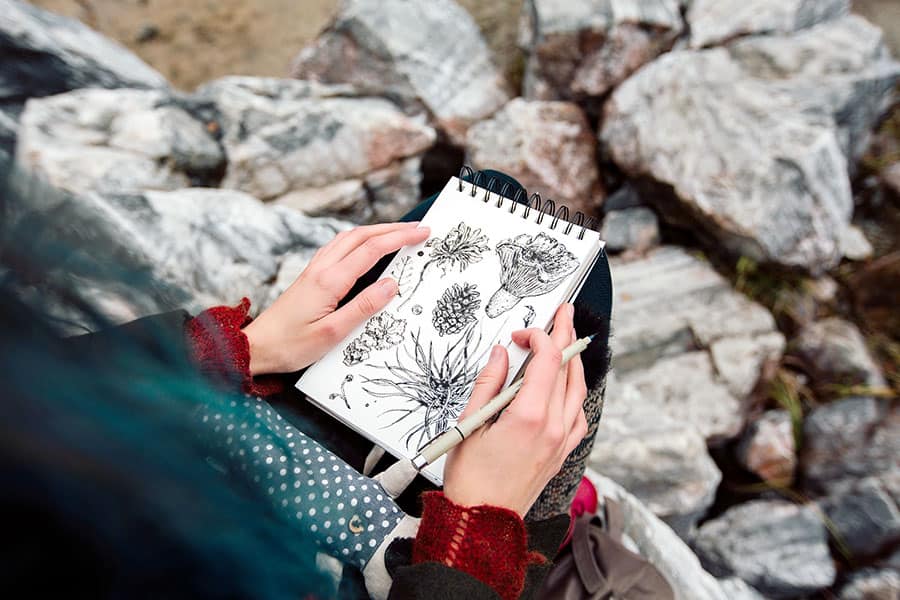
[{"left": 243, "top": 221, "right": 429, "bottom": 375}]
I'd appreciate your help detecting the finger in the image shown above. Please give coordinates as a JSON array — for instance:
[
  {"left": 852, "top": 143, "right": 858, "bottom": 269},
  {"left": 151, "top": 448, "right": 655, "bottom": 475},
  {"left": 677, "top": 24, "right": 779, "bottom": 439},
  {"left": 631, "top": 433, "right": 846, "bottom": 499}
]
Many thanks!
[
  {"left": 563, "top": 352, "right": 587, "bottom": 429},
  {"left": 505, "top": 330, "right": 561, "bottom": 423},
  {"left": 458, "top": 346, "right": 509, "bottom": 422},
  {"left": 317, "top": 277, "right": 398, "bottom": 342},
  {"left": 511, "top": 327, "right": 543, "bottom": 348},
  {"left": 563, "top": 408, "right": 589, "bottom": 456},
  {"left": 331, "top": 226, "right": 431, "bottom": 296},
  {"left": 315, "top": 222, "right": 422, "bottom": 266},
  {"left": 548, "top": 304, "right": 574, "bottom": 416}
]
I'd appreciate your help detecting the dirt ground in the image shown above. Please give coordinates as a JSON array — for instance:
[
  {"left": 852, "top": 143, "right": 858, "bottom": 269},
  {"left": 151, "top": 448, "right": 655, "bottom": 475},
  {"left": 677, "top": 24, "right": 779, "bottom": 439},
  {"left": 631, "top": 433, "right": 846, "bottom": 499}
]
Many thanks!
[{"left": 28, "top": 0, "right": 523, "bottom": 91}]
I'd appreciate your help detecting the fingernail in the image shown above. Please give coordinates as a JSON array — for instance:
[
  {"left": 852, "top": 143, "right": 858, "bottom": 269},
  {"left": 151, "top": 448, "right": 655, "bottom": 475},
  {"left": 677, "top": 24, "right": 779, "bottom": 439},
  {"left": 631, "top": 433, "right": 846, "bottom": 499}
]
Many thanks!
[
  {"left": 417, "top": 225, "right": 430, "bottom": 234},
  {"left": 490, "top": 345, "right": 503, "bottom": 361},
  {"left": 379, "top": 278, "right": 398, "bottom": 297},
  {"left": 404, "top": 221, "right": 420, "bottom": 226},
  {"left": 566, "top": 303, "right": 575, "bottom": 317}
]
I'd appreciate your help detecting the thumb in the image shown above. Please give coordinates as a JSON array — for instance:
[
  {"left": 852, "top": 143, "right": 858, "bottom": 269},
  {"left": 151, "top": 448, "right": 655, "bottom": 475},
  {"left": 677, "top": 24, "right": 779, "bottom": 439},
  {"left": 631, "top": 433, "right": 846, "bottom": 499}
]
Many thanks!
[{"left": 459, "top": 345, "right": 509, "bottom": 421}]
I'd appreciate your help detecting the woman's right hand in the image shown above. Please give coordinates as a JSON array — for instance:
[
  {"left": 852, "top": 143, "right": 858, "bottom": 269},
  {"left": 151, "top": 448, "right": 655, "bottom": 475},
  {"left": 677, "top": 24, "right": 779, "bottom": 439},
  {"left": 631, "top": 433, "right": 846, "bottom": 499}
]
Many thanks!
[{"left": 442, "top": 303, "right": 588, "bottom": 517}]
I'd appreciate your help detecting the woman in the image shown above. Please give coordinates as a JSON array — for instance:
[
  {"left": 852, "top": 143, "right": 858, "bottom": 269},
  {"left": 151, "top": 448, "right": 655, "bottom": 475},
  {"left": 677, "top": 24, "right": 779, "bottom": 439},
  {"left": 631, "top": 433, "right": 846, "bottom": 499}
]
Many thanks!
[{"left": 0, "top": 164, "right": 611, "bottom": 599}]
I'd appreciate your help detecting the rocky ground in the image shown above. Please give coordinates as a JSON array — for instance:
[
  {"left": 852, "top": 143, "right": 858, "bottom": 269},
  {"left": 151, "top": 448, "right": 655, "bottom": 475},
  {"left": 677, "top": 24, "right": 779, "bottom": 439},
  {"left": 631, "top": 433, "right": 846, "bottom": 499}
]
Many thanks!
[{"left": 4, "top": 0, "right": 900, "bottom": 598}]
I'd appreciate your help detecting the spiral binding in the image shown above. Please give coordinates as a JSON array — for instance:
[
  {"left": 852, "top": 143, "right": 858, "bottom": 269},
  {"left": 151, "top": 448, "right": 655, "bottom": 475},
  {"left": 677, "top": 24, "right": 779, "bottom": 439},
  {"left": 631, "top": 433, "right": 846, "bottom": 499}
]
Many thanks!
[{"left": 456, "top": 166, "right": 598, "bottom": 240}]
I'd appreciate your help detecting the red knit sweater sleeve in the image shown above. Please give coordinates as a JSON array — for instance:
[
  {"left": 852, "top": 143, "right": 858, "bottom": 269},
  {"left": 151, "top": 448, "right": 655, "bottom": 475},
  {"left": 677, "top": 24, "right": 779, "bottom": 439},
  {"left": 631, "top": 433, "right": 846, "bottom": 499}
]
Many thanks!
[
  {"left": 413, "top": 491, "right": 548, "bottom": 600},
  {"left": 184, "top": 298, "right": 285, "bottom": 397}
]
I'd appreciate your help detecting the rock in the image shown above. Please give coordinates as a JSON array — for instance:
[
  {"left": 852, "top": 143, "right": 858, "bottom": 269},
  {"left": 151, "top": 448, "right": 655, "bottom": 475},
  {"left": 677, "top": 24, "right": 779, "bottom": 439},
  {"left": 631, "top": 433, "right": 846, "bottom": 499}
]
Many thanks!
[
  {"left": 693, "top": 500, "right": 836, "bottom": 598},
  {"left": 820, "top": 475, "right": 900, "bottom": 559},
  {"left": 737, "top": 410, "right": 797, "bottom": 485},
  {"left": 839, "top": 568, "right": 900, "bottom": 600},
  {"left": 519, "top": 0, "right": 683, "bottom": 100},
  {"left": 842, "top": 224, "right": 875, "bottom": 261},
  {"left": 0, "top": 107, "right": 15, "bottom": 159},
  {"left": 465, "top": 98, "right": 603, "bottom": 216},
  {"left": 610, "top": 247, "right": 782, "bottom": 440},
  {"left": 710, "top": 332, "right": 785, "bottom": 398},
  {"left": 718, "top": 578, "right": 769, "bottom": 600},
  {"left": 585, "top": 470, "right": 748, "bottom": 600},
  {"left": 728, "top": 15, "right": 900, "bottom": 163},
  {"left": 792, "top": 317, "right": 886, "bottom": 388},
  {"left": 603, "top": 184, "right": 644, "bottom": 211},
  {"left": 4, "top": 166, "right": 348, "bottom": 320},
  {"left": 801, "top": 397, "right": 900, "bottom": 495},
  {"left": 687, "top": 0, "right": 849, "bottom": 48},
  {"left": 601, "top": 48, "right": 853, "bottom": 272},
  {"left": 600, "top": 207, "right": 660, "bottom": 253},
  {"left": 290, "top": 0, "right": 510, "bottom": 144},
  {"left": 16, "top": 88, "right": 224, "bottom": 196},
  {"left": 0, "top": 0, "right": 167, "bottom": 103},
  {"left": 590, "top": 374, "right": 722, "bottom": 535},
  {"left": 200, "top": 77, "right": 435, "bottom": 217}
]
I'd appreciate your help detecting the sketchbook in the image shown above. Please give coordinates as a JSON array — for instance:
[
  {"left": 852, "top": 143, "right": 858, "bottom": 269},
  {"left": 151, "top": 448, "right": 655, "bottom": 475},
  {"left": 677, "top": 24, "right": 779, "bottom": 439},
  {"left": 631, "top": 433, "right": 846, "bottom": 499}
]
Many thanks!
[{"left": 297, "top": 170, "right": 606, "bottom": 485}]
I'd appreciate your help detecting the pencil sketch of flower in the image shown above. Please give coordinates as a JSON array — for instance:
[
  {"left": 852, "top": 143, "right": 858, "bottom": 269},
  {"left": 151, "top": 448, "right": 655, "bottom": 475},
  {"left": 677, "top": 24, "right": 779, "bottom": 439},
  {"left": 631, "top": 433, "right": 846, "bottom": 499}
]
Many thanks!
[
  {"left": 342, "top": 312, "right": 407, "bottom": 366},
  {"left": 390, "top": 256, "right": 414, "bottom": 297},
  {"left": 397, "top": 222, "right": 489, "bottom": 310},
  {"left": 522, "top": 305, "right": 536, "bottom": 328},
  {"left": 362, "top": 325, "right": 490, "bottom": 451},
  {"left": 486, "top": 232, "right": 579, "bottom": 317},
  {"left": 328, "top": 374, "right": 354, "bottom": 409}
]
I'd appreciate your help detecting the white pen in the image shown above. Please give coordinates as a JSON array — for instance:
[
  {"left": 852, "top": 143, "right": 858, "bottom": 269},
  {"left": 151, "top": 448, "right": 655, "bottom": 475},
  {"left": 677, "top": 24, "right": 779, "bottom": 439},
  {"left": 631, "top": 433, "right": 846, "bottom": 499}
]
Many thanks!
[{"left": 410, "top": 333, "right": 596, "bottom": 471}]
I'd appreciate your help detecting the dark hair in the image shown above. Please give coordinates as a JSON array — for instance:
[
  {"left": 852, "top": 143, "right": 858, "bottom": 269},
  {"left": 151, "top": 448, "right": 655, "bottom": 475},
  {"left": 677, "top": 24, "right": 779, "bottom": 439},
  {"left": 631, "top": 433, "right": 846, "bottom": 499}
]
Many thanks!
[{"left": 0, "top": 161, "right": 329, "bottom": 598}]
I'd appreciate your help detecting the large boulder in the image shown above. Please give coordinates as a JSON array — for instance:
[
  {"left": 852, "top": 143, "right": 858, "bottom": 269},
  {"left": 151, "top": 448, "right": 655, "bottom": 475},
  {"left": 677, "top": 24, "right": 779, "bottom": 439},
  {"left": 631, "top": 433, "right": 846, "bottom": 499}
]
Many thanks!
[
  {"left": 586, "top": 470, "right": 748, "bottom": 600},
  {"left": 198, "top": 77, "right": 436, "bottom": 222},
  {"left": 601, "top": 48, "right": 852, "bottom": 273},
  {"left": 693, "top": 500, "right": 836, "bottom": 598},
  {"left": 601, "top": 14, "right": 900, "bottom": 273},
  {"left": 465, "top": 98, "right": 604, "bottom": 216},
  {"left": 687, "top": 0, "right": 849, "bottom": 48},
  {"left": 801, "top": 397, "right": 899, "bottom": 495},
  {"left": 4, "top": 165, "right": 348, "bottom": 323},
  {"left": 16, "top": 89, "right": 225, "bottom": 196},
  {"left": 838, "top": 568, "right": 900, "bottom": 600},
  {"left": 290, "top": 0, "right": 510, "bottom": 145},
  {"left": 519, "top": 0, "right": 683, "bottom": 100},
  {"left": 589, "top": 374, "right": 722, "bottom": 536},
  {"left": 792, "top": 317, "right": 887, "bottom": 389},
  {"left": 608, "top": 246, "right": 783, "bottom": 440},
  {"left": 728, "top": 15, "right": 900, "bottom": 163},
  {"left": 0, "top": 0, "right": 168, "bottom": 153}
]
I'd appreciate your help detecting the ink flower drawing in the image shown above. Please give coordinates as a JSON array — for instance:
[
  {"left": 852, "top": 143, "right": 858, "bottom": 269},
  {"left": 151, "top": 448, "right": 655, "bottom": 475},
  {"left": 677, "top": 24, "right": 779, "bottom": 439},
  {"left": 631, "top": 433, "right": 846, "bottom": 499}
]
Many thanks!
[
  {"left": 342, "top": 312, "right": 407, "bottom": 366},
  {"left": 398, "top": 222, "right": 489, "bottom": 310},
  {"left": 432, "top": 283, "right": 481, "bottom": 336},
  {"left": 486, "top": 232, "right": 579, "bottom": 317}
]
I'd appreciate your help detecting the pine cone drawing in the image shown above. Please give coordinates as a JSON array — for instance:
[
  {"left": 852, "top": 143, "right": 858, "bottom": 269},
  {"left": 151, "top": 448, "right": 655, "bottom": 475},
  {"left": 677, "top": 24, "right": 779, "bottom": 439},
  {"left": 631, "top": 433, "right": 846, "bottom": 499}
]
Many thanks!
[{"left": 432, "top": 283, "right": 481, "bottom": 336}]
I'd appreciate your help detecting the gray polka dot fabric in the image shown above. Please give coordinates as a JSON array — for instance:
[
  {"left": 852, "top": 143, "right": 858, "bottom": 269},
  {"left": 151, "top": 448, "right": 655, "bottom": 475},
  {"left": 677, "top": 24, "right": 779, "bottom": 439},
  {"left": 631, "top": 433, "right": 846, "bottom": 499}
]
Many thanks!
[{"left": 196, "top": 397, "right": 404, "bottom": 569}]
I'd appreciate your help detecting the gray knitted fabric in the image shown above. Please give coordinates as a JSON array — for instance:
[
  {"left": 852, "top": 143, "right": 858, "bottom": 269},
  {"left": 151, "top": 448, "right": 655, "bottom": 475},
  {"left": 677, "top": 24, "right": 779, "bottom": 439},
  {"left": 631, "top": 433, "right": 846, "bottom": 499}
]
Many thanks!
[{"left": 525, "top": 379, "right": 606, "bottom": 522}]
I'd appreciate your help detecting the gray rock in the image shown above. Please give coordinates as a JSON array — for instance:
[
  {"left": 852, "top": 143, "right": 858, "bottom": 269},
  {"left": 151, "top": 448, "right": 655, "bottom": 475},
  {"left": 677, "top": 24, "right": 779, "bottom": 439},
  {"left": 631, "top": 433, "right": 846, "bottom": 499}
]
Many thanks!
[
  {"left": 728, "top": 15, "right": 900, "bottom": 163},
  {"left": 0, "top": 0, "right": 167, "bottom": 107},
  {"left": 465, "top": 98, "right": 603, "bottom": 216},
  {"left": 519, "top": 0, "right": 683, "bottom": 100},
  {"left": 687, "top": 0, "right": 849, "bottom": 48},
  {"left": 609, "top": 247, "right": 782, "bottom": 440},
  {"left": 841, "top": 224, "right": 875, "bottom": 261},
  {"left": 4, "top": 165, "right": 348, "bottom": 322},
  {"left": 737, "top": 410, "right": 797, "bottom": 485},
  {"left": 820, "top": 475, "right": 900, "bottom": 559},
  {"left": 801, "top": 397, "right": 900, "bottom": 495},
  {"left": 290, "top": 0, "right": 510, "bottom": 144},
  {"left": 16, "top": 88, "right": 224, "bottom": 196},
  {"left": 839, "top": 568, "right": 900, "bottom": 600},
  {"left": 718, "top": 578, "right": 770, "bottom": 600},
  {"left": 0, "top": 107, "right": 15, "bottom": 158},
  {"left": 885, "top": 163, "right": 900, "bottom": 198},
  {"left": 600, "top": 207, "right": 660, "bottom": 254},
  {"left": 205, "top": 78, "right": 435, "bottom": 212},
  {"left": 586, "top": 470, "right": 746, "bottom": 600},
  {"left": 693, "top": 500, "right": 836, "bottom": 598},
  {"left": 601, "top": 48, "right": 853, "bottom": 272},
  {"left": 590, "top": 374, "right": 722, "bottom": 535},
  {"left": 793, "top": 317, "right": 886, "bottom": 388}
]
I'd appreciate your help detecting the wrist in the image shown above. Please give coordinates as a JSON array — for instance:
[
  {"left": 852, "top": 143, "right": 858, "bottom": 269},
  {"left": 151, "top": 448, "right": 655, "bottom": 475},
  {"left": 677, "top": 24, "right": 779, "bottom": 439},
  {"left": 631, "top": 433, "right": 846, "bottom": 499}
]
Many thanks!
[{"left": 242, "top": 320, "right": 284, "bottom": 376}]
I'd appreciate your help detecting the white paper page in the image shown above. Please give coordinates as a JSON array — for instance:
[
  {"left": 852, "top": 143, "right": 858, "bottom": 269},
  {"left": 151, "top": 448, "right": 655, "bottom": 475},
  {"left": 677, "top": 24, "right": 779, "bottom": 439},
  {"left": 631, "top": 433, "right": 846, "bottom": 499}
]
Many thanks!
[{"left": 297, "top": 177, "right": 602, "bottom": 484}]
